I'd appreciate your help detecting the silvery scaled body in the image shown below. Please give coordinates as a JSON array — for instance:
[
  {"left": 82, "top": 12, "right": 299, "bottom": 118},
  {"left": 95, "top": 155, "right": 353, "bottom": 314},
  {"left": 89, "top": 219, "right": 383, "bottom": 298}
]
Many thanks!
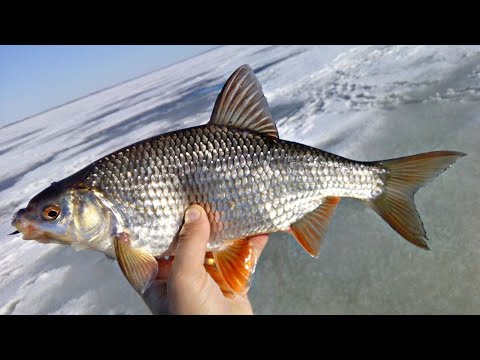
[{"left": 83, "top": 124, "right": 384, "bottom": 255}]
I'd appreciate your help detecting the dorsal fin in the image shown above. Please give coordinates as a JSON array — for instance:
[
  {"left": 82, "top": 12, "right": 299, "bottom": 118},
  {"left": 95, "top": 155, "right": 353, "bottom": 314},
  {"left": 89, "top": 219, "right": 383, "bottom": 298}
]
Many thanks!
[{"left": 209, "top": 64, "right": 279, "bottom": 138}]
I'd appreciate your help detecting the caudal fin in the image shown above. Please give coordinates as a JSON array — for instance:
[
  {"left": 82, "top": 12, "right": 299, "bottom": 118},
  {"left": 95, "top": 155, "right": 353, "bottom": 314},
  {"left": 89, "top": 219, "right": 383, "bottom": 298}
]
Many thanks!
[{"left": 369, "top": 151, "right": 466, "bottom": 249}]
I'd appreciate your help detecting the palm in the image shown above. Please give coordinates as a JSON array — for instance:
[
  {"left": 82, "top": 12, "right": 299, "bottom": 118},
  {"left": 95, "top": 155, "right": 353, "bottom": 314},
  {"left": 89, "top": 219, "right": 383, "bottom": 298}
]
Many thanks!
[{"left": 141, "top": 235, "right": 269, "bottom": 315}]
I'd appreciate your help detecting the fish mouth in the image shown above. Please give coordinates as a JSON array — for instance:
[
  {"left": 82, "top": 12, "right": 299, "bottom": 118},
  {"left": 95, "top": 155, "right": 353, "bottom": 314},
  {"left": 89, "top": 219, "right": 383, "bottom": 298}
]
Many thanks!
[
  {"left": 11, "top": 210, "right": 25, "bottom": 237},
  {"left": 11, "top": 210, "right": 53, "bottom": 243},
  {"left": 14, "top": 225, "right": 52, "bottom": 243}
]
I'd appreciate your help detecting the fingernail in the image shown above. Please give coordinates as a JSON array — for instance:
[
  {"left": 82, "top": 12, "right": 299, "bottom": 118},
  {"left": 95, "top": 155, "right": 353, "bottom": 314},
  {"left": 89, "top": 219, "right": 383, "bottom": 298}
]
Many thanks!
[{"left": 185, "top": 207, "right": 200, "bottom": 223}]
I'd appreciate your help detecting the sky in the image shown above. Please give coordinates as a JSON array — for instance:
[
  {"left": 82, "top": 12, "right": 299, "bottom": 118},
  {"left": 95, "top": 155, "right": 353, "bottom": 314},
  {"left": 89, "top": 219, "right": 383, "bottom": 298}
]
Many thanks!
[{"left": 0, "top": 45, "right": 218, "bottom": 126}]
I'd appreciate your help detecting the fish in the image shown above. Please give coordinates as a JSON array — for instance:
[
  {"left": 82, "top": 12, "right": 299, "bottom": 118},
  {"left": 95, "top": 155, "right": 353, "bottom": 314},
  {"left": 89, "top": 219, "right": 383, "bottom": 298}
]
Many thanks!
[{"left": 11, "top": 64, "right": 465, "bottom": 297}]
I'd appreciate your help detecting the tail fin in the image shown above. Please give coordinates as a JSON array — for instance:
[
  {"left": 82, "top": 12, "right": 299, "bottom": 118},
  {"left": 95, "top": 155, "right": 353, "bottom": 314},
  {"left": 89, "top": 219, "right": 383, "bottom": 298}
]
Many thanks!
[{"left": 369, "top": 151, "right": 466, "bottom": 249}]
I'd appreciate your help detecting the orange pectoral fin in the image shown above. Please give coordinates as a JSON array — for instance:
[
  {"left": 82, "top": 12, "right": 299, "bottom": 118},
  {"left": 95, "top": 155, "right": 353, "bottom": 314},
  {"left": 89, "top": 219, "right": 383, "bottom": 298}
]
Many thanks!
[
  {"left": 290, "top": 196, "right": 340, "bottom": 258},
  {"left": 207, "top": 239, "right": 257, "bottom": 296},
  {"left": 113, "top": 232, "right": 158, "bottom": 295}
]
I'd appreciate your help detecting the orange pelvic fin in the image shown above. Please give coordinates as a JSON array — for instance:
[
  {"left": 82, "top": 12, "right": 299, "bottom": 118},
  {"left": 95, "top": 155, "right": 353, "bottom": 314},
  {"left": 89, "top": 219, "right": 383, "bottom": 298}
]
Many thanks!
[
  {"left": 203, "top": 252, "right": 234, "bottom": 296},
  {"left": 209, "top": 238, "right": 257, "bottom": 295},
  {"left": 290, "top": 196, "right": 341, "bottom": 258}
]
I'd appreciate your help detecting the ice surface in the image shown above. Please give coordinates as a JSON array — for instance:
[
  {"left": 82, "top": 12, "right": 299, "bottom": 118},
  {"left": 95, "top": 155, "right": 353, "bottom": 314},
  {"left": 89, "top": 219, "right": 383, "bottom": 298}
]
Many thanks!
[{"left": 1, "top": 45, "right": 479, "bottom": 314}]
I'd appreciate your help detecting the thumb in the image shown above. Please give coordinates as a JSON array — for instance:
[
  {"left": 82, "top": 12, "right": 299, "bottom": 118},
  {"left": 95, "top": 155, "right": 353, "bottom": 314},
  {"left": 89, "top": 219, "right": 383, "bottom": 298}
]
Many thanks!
[{"left": 172, "top": 205, "right": 210, "bottom": 276}]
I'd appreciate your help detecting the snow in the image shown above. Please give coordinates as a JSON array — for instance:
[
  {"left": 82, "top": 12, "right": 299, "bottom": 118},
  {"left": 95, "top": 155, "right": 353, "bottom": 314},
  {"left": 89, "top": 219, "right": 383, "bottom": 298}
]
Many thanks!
[{"left": 1, "top": 45, "right": 479, "bottom": 314}]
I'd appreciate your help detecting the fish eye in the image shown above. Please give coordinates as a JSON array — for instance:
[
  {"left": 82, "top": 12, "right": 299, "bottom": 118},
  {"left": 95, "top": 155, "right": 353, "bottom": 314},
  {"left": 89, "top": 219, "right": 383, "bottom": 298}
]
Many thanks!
[{"left": 42, "top": 205, "right": 60, "bottom": 221}]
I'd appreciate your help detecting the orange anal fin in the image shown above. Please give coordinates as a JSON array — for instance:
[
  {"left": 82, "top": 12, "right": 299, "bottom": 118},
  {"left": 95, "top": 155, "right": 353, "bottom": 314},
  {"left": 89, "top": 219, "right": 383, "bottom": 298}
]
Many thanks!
[
  {"left": 210, "top": 239, "right": 257, "bottom": 296},
  {"left": 290, "top": 196, "right": 341, "bottom": 258},
  {"left": 113, "top": 232, "right": 158, "bottom": 295}
]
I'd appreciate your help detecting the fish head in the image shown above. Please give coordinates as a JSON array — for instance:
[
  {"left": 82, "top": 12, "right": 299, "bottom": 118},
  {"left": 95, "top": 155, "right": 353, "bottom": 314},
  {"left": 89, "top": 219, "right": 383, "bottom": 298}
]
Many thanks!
[{"left": 11, "top": 182, "right": 114, "bottom": 251}]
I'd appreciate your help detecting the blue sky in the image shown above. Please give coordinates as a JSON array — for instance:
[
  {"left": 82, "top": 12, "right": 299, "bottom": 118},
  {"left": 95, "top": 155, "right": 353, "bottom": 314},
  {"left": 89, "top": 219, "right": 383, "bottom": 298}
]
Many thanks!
[{"left": 0, "top": 45, "right": 218, "bottom": 126}]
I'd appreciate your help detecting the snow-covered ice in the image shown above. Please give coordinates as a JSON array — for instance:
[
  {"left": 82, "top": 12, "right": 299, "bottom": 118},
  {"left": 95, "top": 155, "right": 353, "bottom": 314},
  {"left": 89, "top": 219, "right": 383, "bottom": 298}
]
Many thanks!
[{"left": 1, "top": 45, "right": 479, "bottom": 314}]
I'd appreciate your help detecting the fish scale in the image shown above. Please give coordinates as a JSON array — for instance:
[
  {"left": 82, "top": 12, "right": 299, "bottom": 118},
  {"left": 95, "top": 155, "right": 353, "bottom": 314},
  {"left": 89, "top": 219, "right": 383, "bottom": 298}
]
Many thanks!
[{"left": 84, "top": 124, "right": 383, "bottom": 255}]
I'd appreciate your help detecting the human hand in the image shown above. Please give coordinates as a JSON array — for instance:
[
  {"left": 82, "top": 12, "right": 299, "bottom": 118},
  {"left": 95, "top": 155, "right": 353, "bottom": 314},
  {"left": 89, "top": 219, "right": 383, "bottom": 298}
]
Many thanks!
[{"left": 141, "top": 205, "right": 269, "bottom": 315}]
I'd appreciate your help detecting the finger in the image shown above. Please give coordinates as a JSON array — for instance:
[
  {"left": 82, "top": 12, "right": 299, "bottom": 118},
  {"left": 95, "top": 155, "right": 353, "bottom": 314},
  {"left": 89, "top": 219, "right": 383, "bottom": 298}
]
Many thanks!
[
  {"left": 156, "top": 257, "right": 174, "bottom": 280},
  {"left": 141, "top": 258, "right": 173, "bottom": 314},
  {"left": 172, "top": 205, "right": 210, "bottom": 276},
  {"left": 142, "top": 279, "right": 169, "bottom": 315},
  {"left": 248, "top": 234, "right": 269, "bottom": 256}
]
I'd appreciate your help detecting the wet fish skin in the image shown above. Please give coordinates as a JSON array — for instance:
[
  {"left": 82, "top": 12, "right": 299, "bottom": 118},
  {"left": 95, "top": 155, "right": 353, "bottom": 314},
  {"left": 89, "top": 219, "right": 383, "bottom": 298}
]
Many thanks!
[{"left": 79, "top": 123, "right": 385, "bottom": 256}]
